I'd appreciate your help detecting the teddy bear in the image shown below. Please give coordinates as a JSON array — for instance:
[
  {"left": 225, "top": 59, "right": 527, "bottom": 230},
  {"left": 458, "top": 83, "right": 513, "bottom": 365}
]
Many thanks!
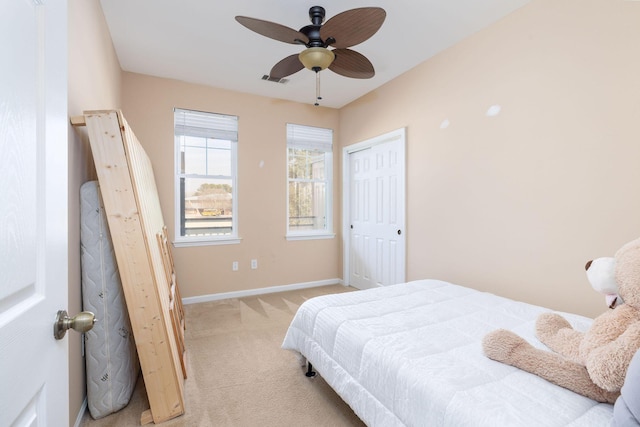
[{"left": 482, "top": 237, "right": 640, "bottom": 404}]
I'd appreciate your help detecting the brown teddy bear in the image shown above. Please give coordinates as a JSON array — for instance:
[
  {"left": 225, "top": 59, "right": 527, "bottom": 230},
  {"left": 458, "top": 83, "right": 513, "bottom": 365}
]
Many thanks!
[{"left": 482, "top": 237, "right": 640, "bottom": 403}]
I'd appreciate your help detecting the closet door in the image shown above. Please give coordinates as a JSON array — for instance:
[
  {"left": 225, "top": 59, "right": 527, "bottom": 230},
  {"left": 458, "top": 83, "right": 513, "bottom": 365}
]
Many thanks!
[{"left": 346, "top": 129, "right": 405, "bottom": 289}]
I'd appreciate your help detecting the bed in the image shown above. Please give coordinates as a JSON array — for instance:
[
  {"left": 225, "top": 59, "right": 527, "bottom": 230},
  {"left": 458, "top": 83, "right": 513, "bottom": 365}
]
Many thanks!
[{"left": 282, "top": 279, "right": 617, "bottom": 426}]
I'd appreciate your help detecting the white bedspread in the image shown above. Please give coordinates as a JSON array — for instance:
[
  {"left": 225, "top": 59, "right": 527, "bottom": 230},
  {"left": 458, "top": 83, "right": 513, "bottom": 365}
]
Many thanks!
[{"left": 282, "top": 280, "right": 614, "bottom": 427}]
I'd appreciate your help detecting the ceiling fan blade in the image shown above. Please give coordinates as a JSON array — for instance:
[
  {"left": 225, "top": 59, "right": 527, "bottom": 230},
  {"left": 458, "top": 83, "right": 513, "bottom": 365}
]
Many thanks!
[
  {"left": 320, "top": 7, "right": 386, "bottom": 49},
  {"left": 270, "top": 54, "right": 304, "bottom": 79},
  {"left": 329, "top": 49, "right": 375, "bottom": 79},
  {"left": 235, "top": 16, "right": 309, "bottom": 45}
]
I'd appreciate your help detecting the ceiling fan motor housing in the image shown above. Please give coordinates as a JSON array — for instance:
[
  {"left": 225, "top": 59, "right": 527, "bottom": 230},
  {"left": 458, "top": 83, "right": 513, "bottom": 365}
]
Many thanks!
[{"left": 300, "top": 6, "right": 327, "bottom": 47}]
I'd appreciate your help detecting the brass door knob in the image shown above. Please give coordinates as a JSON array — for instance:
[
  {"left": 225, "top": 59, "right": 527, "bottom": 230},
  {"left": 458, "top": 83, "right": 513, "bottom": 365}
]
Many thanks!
[{"left": 53, "top": 310, "right": 96, "bottom": 340}]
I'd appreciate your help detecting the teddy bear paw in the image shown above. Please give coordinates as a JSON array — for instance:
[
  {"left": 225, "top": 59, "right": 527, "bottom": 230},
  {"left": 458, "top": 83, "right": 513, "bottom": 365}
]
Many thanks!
[
  {"left": 482, "top": 329, "right": 530, "bottom": 363},
  {"left": 536, "top": 312, "right": 572, "bottom": 342}
]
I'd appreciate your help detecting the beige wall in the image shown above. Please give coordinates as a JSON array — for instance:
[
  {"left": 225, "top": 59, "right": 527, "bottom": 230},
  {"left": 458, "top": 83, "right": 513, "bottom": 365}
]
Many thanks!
[
  {"left": 68, "top": 0, "right": 122, "bottom": 424},
  {"left": 121, "top": 73, "right": 341, "bottom": 298},
  {"left": 339, "top": 0, "right": 640, "bottom": 318}
]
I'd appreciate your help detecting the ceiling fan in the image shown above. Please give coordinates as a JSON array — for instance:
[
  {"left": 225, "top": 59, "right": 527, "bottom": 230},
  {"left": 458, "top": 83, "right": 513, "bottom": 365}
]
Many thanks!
[{"left": 235, "top": 6, "right": 386, "bottom": 104}]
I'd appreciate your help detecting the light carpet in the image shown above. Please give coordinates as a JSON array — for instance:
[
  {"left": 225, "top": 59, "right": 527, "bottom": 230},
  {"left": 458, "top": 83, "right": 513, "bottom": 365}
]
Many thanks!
[{"left": 79, "top": 284, "right": 365, "bottom": 427}]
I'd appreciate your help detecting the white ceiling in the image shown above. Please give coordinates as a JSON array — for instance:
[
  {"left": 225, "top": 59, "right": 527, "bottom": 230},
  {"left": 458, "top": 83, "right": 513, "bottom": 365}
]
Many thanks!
[{"left": 100, "top": 0, "right": 530, "bottom": 109}]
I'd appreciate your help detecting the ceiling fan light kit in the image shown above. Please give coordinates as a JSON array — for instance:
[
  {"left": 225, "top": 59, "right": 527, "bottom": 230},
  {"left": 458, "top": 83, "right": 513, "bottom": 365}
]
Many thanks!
[
  {"left": 235, "top": 5, "right": 386, "bottom": 106},
  {"left": 299, "top": 47, "right": 335, "bottom": 72}
]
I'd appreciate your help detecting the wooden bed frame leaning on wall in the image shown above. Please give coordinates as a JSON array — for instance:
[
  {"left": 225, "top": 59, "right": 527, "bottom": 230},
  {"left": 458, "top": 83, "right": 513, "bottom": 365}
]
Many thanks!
[{"left": 72, "top": 110, "right": 187, "bottom": 424}]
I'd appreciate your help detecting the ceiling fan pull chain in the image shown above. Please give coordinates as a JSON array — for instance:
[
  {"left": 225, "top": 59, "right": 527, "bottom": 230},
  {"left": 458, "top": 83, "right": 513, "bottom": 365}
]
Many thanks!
[{"left": 315, "top": 71, "right": 321, "bottom": 106}]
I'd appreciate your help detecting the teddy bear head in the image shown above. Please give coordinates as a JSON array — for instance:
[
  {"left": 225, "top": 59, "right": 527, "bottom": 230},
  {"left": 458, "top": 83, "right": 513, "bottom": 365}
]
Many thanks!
[{"left": 586, "top": 237, "right": 640, "bottom": 309}]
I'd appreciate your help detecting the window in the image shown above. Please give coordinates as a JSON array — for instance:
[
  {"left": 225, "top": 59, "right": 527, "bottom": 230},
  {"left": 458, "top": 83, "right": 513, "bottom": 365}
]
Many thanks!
[
  {"left": 174, "top": 108, "right": 239, "bottom": 246},
  {"left": 286, "top": 123, "right": 334, "bottom": 239}
]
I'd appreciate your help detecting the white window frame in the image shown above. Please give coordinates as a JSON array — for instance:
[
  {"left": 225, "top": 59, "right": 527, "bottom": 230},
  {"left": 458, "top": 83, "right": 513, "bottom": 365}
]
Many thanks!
[
  {"left": 173, "top": 108, "right": 240, "bottom": 247},
  {"left": 286, "top": 123, "right": 335, "bottom": 241}
]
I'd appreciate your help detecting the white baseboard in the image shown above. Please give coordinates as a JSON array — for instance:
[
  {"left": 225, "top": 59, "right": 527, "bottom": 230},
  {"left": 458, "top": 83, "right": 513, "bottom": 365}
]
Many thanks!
[
  {"left": 182, "top": 278, "right": 344, "bottom": 305},
  {"left": 73, "top": 398, "right": 87, "bottom": 427}
]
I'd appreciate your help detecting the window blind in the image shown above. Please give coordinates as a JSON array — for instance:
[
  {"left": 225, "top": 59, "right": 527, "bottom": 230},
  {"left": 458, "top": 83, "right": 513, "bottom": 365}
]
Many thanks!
[
  {"left": 287, "top": 123, "right": 333, "bottom": 152},
  {"left": 174, "top": 108, "right": 238, "bottom": 141}
]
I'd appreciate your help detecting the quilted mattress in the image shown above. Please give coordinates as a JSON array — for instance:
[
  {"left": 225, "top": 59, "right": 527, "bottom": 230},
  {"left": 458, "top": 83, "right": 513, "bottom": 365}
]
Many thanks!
[
  {"left": 80, "top": 181, "right": 139, "bottom": 419},
  {"left": 282, "top": 279, "right": 614, "bottom": 427}
]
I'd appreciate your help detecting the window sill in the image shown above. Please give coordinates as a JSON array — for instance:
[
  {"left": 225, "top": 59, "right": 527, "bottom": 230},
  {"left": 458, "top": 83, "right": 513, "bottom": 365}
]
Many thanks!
[
  {"left": 173, "top": 237, "right": 242, "bottom": 248},
  {"left": 286, "top": 233, "right": 335, "bottom": 241}
]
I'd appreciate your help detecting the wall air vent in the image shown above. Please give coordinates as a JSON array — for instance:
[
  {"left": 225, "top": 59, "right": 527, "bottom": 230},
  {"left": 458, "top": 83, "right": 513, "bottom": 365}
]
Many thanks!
[{"left": 262, "top": 75, "right": 288, "bottom": 84}]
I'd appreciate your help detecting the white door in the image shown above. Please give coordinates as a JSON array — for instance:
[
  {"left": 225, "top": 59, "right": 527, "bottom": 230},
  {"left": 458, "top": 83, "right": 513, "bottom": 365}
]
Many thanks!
[
  {"left": 0, "top": 1, "right": 69, "bottom": 426},
  {"left": 344, "top": 129, "right": 406, "bottom": 289}
]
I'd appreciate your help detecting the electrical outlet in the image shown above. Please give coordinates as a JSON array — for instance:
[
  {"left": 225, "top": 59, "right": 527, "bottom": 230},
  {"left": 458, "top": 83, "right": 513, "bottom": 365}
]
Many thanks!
[
  {"left": 232, "top": 261, "right": 239, "bottom": 271},
  {"left": 251, "top": 259, "right": 258, "bottom": 269}
]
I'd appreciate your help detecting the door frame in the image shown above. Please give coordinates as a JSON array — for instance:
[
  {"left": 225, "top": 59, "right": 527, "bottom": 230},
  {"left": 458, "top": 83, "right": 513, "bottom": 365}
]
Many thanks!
[{"left": 342, "top": 127, "right": 406, "bottom": 287}]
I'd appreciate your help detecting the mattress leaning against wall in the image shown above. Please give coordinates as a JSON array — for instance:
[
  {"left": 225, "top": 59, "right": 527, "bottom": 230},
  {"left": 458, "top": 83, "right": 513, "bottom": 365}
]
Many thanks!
[{"left": 80, "top": 180, "right": 140, "bottom": 419}]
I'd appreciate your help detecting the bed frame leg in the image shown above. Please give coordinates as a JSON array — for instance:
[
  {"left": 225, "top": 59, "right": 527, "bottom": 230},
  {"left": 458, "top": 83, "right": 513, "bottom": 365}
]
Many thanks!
[{"left": 305, "top": 362, "right": 317, "bottom": 378}]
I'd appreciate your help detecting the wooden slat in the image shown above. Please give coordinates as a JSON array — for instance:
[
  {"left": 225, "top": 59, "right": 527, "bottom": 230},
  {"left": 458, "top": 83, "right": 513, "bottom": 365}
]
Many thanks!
[
  {"left": 140, "top": 410, "right": 154, "bottom": 425},
  {"left": 160, "top": 226, "right": 186, "bottom": 325},
  {"left": 157, "top": 228, "right": 187, "bottom": 379},
  {"left": 83, "top": 110, "right": 185, "bottom": 423},
  {"left": 70, "top": 115, "right": 86, "bottom": 126}
]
